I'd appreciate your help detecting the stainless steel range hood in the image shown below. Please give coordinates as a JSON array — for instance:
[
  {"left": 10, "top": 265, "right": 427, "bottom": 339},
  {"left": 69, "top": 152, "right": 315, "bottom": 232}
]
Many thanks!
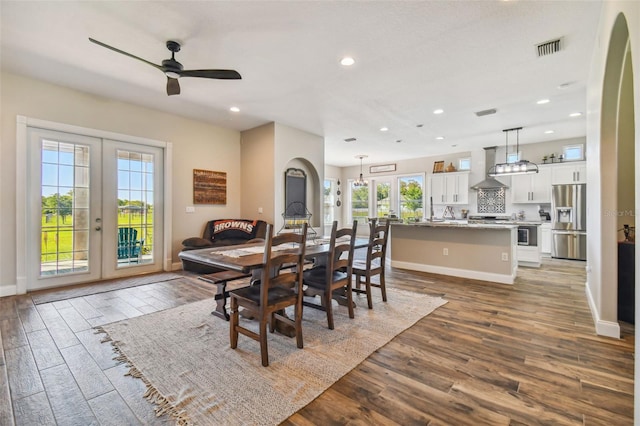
[{"left": 471, "top": 147, "right": 509, "bottom": 190}]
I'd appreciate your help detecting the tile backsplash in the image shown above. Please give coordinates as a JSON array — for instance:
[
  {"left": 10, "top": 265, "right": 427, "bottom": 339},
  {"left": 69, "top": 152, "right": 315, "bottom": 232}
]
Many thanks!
[{"left": 477, "top": 188, "right": 506, "bottom": 214}]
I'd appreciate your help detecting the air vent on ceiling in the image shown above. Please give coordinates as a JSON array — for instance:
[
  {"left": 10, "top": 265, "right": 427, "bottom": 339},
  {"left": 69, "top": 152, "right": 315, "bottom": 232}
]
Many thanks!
[
  {"left": 536, "top": 38, "right": 562, "bottom": 57},
  {"left": 475, "top": 108, "right": 497, "bottom": 117},
  {"left": 344, "top": 137, "right": 357, "bottom": 142}
]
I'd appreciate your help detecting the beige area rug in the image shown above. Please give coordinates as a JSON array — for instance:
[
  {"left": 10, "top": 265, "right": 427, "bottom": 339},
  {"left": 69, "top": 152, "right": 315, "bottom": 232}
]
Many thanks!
[
  {"left": 96, "top": 288, "right": 447, "bottom": 425},
  {"left": 31, "top": 272, "right": 184, "bottom": 305}
]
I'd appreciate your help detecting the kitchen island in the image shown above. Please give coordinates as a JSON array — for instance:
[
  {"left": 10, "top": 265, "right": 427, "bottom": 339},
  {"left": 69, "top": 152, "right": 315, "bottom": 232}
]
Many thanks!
[{"left": 390, "top": 221, "right": 518, "bottom": 284}]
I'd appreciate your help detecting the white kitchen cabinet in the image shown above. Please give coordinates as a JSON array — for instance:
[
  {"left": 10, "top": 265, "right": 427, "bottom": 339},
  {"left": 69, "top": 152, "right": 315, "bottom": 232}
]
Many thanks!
[
  {"left": 429, "top": 172, "right": 469, "bottom": 204},
  {"left": 517, "top": 245, "right": 541, "bottom": 267},
  {"left": 510, "top": 166, "right": 552, "bottom": 203},
  {"left": 551, "top": 161, "right": 586, "bottom": 184},
  {"left": 540, "top": 223, "right": 551, "bottom": 255}
]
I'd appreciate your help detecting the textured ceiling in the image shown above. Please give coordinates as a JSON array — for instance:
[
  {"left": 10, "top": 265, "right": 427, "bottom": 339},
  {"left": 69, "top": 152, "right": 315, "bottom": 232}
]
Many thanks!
[{"left": 0, "top": 1, "right": 602, "bottom": 166}]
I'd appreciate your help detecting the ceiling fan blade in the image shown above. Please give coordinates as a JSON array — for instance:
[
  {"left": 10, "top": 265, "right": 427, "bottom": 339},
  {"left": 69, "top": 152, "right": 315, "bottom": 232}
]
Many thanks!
[
  {"left": 179, "top": 69, "right": 242, "bottom": 79},
  {"left": 167, "top": 77, "right": 180, "bottom": 96},
  {"left": 89, "top": 38, "right": 163, "bottom": 71}
]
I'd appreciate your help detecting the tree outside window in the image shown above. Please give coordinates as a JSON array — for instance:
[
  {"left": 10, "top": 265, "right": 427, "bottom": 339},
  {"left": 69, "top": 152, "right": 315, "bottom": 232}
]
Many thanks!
[
  {"left": 376, "top": 181, "right": 391, "bottom": 218},
  {"left": 350, "top": 184, "right": 369, "bottom": 224},
  {"left": 399, "top": 176, "right": 423, "bottom": 220}
]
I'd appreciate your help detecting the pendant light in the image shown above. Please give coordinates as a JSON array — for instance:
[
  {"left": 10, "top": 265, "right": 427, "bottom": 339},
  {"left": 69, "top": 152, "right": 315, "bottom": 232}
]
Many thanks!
[
  {"left": 488, "top": 127, "right": 539, "bottom": 176},
  {"left": 353, "top": 155, "right": 368, "bottom": 187}
]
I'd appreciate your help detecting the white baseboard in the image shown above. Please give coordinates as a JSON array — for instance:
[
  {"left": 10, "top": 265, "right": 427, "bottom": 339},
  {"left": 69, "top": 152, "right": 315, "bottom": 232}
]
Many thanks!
[
  {"left": 391, "top": 261, "right": 515, "bottom": 285},
  {"left": 585, "top": 280, "right": 620, "bottom": 338},
  {"left": 0, "top": 284, "right": 17, "bottom": 297},
  {"left": 171, "top": 262, "right": 184, "bottom": 271},
  {"left": 518, "top": 260, "right": 541, "bottom": 268}
]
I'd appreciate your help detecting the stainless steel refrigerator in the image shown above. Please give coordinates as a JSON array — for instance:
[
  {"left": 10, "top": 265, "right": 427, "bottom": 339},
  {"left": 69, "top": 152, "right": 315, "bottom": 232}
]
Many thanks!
[{"left": 551, "top": 183, "right": 587, "bottom": 260}]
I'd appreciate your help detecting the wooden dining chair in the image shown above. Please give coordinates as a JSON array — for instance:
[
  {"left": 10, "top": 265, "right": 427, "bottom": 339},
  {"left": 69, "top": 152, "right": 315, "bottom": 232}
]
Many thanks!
[
  {"left": 352, "top": 218, "right": 390, "bottom": 309},
  {"left": 302, "top": 220, "right": 357, "bottom": 330},
  {"left": 229, "top": 223, "right": 307, "bottom": 367}
]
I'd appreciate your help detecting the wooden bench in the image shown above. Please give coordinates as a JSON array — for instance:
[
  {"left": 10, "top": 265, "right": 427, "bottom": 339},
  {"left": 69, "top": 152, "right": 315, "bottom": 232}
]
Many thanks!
[{"left": 198, "top": 270, "right": 252, "bottom": 320}]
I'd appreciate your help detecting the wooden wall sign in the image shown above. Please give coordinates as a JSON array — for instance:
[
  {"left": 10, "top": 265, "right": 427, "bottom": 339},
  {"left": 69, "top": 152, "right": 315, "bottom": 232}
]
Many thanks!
[{"left": 193, "top": 169, "right": 227, "bottom": 204}]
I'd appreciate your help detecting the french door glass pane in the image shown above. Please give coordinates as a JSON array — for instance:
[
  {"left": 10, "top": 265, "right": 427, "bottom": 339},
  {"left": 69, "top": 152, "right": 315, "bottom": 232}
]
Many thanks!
[
  {"left": 398, "top": 175, "right": 424, "bottom": 221},
  {"left": 40, "top": 140, "right": 90, "bottom": 275},
  {"left": 117, "top": 150, "right": 154, "bottom": 266}
]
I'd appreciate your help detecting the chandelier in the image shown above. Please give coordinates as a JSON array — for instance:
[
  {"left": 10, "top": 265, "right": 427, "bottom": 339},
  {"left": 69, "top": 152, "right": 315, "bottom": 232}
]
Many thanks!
[
  {"left": 488, "top": 127, "right": 539, "bottom": 176},
  {"left": 353, "top": 155, "right": 368, "bottom": 187}
]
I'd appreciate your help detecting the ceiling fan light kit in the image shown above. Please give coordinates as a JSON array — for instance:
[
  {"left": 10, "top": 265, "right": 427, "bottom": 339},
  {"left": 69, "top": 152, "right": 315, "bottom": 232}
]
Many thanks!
[
  {"left": 488, "top": 127, "right": 539, "bottom": 177},
  {"left": 88, "top": 38, "right": 241, "bottom": 96}
]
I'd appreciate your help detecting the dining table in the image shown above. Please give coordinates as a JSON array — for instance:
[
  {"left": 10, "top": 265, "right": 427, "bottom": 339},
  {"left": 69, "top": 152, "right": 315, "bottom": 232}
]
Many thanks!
[{"left": 178, "top": 236, "right": 370, "bottom": 334}]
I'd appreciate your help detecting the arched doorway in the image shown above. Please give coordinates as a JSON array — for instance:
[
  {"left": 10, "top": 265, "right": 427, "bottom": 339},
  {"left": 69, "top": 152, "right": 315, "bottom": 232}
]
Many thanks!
[{"left": 597, "top": 12, "right": 634, "bottom": 335}]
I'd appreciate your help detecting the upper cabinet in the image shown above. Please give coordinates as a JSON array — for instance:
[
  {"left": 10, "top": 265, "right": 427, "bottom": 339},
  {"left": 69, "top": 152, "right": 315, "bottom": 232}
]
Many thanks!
[
  {"left": 510, "top": 165, "right": 552, "bottom": 203},
  {"left": 551, "top": 161, "right": 586, "bottom": 184},
  {"left": 430, "top": 171, "right": 469, "bottom": 204}
]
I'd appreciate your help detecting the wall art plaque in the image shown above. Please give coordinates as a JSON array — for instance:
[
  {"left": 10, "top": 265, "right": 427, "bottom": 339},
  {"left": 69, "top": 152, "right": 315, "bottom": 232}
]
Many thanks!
[{"left": 193, "top": 169, "right": 227, "bottom": 204}]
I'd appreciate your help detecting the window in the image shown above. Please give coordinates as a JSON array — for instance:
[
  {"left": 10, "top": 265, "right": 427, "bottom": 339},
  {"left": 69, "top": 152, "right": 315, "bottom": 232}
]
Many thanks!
[
  {"left": 374, "top": 180, "right": 391, "bottom": 218},
  {"left": 350, "top": 181, "right": 369, "bottom": 224},
  {"left": 507, "top": 152, "right": 520, "bottom": 163},
  {"left": 323, "top": 179, "right": 336, "bottom": 225},
  {"left": 398, "top": 175, "right": 424, "bottom": 221},
  {"left": 458, "top": 158, "right": 471, "bottom": 170},
  {"left": 563, "top": 144, "right": 584, "bottom": 161}
]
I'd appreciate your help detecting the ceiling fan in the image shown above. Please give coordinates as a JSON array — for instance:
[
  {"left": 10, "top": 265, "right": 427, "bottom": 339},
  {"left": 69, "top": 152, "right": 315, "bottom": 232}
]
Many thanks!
[{"left": 89, "top": 38, "right": 242, "bottom": 96}]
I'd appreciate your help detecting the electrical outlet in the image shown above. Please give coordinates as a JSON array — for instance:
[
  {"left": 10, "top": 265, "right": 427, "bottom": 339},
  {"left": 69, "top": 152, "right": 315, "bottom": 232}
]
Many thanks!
[
  {"left": 185, "top": 206, "right": 195, "bottom": 213},
  {"left": 501, "top": 252, "right": 509, "bottom": 261},
  {"left": 443, "top": 248, "right": 449, "bottom": 256}
]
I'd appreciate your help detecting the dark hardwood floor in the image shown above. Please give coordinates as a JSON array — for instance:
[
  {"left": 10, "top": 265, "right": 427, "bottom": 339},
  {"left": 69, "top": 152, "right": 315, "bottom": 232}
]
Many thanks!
[{"left": 0, "top": 258, "right": 634, "bottom": 425}]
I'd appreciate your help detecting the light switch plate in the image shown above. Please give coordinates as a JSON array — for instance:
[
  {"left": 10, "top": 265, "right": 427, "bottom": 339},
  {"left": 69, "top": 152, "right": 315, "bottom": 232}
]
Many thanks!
[{"left": 186, "top": 206, "right": 195, "bottom": 213}]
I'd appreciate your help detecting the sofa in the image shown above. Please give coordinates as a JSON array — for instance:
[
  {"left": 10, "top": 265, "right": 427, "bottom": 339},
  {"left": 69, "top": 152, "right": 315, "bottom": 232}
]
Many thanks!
[{"left": 180, "top": 219, "right": 268, "bottom": 273}]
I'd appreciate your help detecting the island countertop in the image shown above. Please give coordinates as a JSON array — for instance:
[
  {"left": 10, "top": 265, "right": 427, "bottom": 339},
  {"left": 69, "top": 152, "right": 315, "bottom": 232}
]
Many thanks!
[{"left": 391, "top": 221, "right": 518, "bottom": 230}]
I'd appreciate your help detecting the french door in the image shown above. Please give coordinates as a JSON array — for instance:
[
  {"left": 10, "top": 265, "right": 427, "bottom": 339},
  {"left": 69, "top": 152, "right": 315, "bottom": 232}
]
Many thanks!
[{"left": 27, "top": 128, "right": 164, "bottom": 290}]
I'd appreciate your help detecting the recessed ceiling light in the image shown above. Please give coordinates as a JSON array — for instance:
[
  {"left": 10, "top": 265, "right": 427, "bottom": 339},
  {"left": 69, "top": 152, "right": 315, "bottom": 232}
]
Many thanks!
[
  {"left": 380, "top": 127, "right": 389, "bottom": 132},
  {"left": 229, "top": 106, "right": 240, "bottom": 112},
  {"left": 435, "top": 136, "right": 445, "bottom": 140},
  {"left": 544, "top": 130, "right": 555, "bottom": 134},
  {"left": 416, "top": 124, "right": 424, "bottom": 128},
  {"left": 396, "top": 139, "right": 402, "bottom": 143},
  {"left": 344, "top": 137, "right": 357, "bottom": 142},
  {"left": 569, "top": 112, "right": 583, "bottom": 117},
  {"left": 340, "top": 57, "right": 355, "bottom": 66},
  {"left": 451, "top": 144, "right": 458, "bottom": 147},
  {"left": 558, "top": 81, "right": 575, "bottom": 89},
  {"left": 537, "top": 99, "right": 550, "bottom": 105},
  {"left": 433, "top": 109, "right": 444, "bottom": 114}
]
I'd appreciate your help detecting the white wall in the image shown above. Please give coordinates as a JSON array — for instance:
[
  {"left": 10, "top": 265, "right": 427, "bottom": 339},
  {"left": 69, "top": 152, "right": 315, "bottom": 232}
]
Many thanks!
[
  {"left": 240, "top": 122, "right": 324, "bottom": 234},
  {"left": 0, "top": 72, "right": 242, "bottom": 292},
  {"left": 240, "top": 123, "right": 275, "bottom": 223},
  {"left": 585, "top": 2, "right": 639, "bottom": 340},
  {"left": 274, "top": 123, "right": 324, "bottom": 231}
]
